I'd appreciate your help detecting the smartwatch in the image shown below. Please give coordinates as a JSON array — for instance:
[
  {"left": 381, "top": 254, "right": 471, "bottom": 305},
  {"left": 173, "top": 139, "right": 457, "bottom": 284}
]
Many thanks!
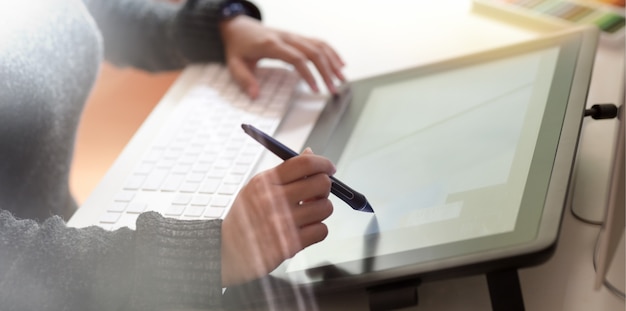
[{"left": 218, "top": 0, "right": 262, "bottom": 21}]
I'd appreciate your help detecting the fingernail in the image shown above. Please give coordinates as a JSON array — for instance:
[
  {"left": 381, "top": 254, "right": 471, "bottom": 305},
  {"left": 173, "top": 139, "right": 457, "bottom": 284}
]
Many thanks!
[
  {"left": 328, "top": 83, "right": 338, "bottom": 95},
  {"left": 337, "top": 71, "right": 347, "bottom": 82},
  {"left": 248, "top": 85, "right": 259, "bottom": 99}
]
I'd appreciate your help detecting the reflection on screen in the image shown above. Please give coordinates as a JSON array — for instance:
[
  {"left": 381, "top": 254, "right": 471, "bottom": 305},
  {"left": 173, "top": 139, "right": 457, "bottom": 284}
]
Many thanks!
[{"left": 285, "top": 47, "right": 560, "bottom": 274}]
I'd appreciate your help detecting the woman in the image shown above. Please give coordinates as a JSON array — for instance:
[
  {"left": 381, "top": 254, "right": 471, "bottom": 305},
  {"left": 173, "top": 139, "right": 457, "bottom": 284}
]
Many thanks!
[{"left": 0, "top": 0, "right": 345, "bottom": 309}]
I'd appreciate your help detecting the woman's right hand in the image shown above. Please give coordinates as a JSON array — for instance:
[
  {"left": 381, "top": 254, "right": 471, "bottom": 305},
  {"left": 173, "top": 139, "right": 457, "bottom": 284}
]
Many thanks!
[{"left": 220, "top": 149, "right": 335, "bottom": 287}]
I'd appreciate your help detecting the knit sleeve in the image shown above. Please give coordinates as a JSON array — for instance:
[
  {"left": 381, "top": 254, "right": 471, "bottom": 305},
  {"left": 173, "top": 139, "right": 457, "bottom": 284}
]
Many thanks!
[
  {"left": 0, "top": 210, "right": 223, "bottom": 311},
  {"left": 131, "top": 212, "right": 223, "bottom": 310},
  {"left": 81, "top": 0, "right": 231, "bottom": 72}
]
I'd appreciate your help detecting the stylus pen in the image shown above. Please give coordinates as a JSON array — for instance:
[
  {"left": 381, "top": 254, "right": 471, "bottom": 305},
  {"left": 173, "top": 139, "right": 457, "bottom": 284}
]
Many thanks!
[{"left": 241, "top": 124, "right": 374, "bottom": 213}]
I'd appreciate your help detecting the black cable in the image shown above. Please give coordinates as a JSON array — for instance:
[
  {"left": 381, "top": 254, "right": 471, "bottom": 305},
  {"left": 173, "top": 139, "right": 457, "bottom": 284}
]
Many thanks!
[
  {"left": 573, "top": 102, "right": 624, "bottom": 299},
  {"left": 571, "top": 103, "right": 620, "bottom": 224}
]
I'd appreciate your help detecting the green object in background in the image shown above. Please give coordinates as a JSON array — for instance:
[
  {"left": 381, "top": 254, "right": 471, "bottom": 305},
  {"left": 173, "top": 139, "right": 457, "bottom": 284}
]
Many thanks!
[{"left": 595, "top": 13, "right": 626, "bottom": 33}]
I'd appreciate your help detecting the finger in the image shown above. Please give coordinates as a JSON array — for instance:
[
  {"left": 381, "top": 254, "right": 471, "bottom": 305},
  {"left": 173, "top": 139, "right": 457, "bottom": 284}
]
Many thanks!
[
  {"left": 299, "top": 222, "right": 329, "bottom": 248},
  {"left": 282, "top": 36, "right": 338, "bottom": 94},
  {"left": 302, "top": 37, "right": 346, "bottom": 82},
  {"left": 325, "top": 45, "right": 346, "bottom": 68},
  {"left": 270, "top": 154, "right": 336, "bottom": 184},
  {"left": 318, "top": 43, "right": 347, "bottom": 82},
  {"left": 283, "top": 173, "right": 332, "bottom": 206},
  {"left": 228, "top": 57, "right": 260, "bottom": 99},
  {"left": 309, "top": 37, "right": 346, "bottom": 67},
  {"left": 265, "top": 212, "right": 302, "bottom": 262},
  {"left": 306, "top": 38, "right": 348, "bottom": 83},
  {"left": 291, "top": 198, "right": 333, "bottom": 227},
  {"left": 262, "top": 38, "right": 320, "bottom": 93}
]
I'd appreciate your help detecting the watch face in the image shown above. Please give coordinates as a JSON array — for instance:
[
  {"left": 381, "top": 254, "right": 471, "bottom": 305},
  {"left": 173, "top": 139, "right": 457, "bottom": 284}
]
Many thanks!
[{"left": 220, "top": 2, "right": 248, "bottom": 20}]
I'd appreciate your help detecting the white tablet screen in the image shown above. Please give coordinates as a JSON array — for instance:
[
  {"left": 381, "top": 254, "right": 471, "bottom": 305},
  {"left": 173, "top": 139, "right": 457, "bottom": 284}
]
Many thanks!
[{"left": 285, "top": 46, "right": 560, "bottom": 274}]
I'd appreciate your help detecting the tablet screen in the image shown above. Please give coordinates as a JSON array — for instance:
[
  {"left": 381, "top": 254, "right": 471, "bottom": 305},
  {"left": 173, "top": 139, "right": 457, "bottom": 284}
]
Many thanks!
[
  {"left": 288, "top": 46, "right": 558, "bottom": 272},
  {"left": 271, "top": 30, "right": 596, "bottom": 287}
]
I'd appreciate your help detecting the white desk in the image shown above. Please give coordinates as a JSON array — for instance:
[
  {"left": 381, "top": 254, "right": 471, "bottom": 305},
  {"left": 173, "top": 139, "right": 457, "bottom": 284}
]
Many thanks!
[{"left": 252, "top": 0, "right": 624, "bottom": 310}]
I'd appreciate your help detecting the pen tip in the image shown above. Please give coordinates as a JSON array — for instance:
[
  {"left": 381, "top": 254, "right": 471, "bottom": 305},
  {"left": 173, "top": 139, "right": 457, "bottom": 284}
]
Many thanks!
[{"left": 360, "top": 201, "right": 374, "bottom": 213}]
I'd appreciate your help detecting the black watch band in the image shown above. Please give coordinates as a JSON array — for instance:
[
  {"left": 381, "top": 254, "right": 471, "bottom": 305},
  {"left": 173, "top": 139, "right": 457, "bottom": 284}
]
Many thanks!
[{"left": 218, "top": 0, "right": 262, "bottom": 21}]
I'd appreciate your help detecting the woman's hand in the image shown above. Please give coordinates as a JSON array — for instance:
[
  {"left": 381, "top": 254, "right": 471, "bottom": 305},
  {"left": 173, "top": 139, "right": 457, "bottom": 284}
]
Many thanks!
[
  {"left": 219, "top": 15, "right": 346, "bottom": 98},
  {"left": 221, "top": 150, "right": 335, "bottom": 286}
]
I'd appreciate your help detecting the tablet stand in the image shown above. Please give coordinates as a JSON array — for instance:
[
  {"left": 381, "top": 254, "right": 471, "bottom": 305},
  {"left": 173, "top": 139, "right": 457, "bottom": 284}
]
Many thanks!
[
  {"left": 367, "top": 269, "right": 526, "bottom": 311},
  {"left": 486, "top": 269, "right": 525, "bottom": 311},
  {"left": 367, "top": 279, "right": 420, "bottom": 311}
]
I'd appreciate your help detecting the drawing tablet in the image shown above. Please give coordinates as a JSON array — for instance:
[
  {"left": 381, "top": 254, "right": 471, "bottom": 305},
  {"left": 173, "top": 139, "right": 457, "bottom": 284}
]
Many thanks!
[{"left": 269, "top": 27, "right": 598, "bottom": 291}]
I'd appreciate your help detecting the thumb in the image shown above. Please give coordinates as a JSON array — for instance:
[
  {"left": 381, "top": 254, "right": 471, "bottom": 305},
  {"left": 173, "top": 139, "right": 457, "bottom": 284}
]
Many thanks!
[
  {"left": 301, "top": 147, "right": 314, "bottom": 155},
  {"left": 228, "top": 57, "right": 260, "bottom": 99}
]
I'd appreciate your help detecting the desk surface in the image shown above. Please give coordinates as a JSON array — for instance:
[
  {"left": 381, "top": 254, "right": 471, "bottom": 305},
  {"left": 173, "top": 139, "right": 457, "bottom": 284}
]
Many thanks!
[{"left": 255, "top": 0, "right": 624, "bottom": 309}]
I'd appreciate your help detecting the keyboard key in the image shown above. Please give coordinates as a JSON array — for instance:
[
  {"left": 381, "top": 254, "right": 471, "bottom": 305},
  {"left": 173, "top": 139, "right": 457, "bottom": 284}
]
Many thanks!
[
  {"left": 171, "top": 164, "right": 191, "bottom": 174},
  {"left": 214, "top": 159, "right": 233, "bottom": 169},
  {"left": 124, "top": 175, "right": 146, "bottom": 190},
  {"left": 184, "top": 205, "right": 206, "bottom": 218},
  {"left": 236, "top": 156, "right": 256, "bottom": 165},
  {"left": 163, "top": 149, "right": 182, "bottom": 159},
  {"left": 165, "top": 205, "right": 186, "bottom": 217},
  {"left": 161, "top": 174, "right": 185, "bottom": 192},
  {"left": 134, "top": 163, "right": 154, "bottom": 175},
  {"left": 172, "top": 194, "right": 192, "bottom": 205},
  {"left": 224, "top": 175, "right": 243, "bottom": 185},
  {"left": 204, "top": 207, "right": 226, "bottom": 219},
  {"left": 192, "top": 163, "right": 211, "bottom": 173},
  {"left": 207, "top": 169, "right": 227, "bottom": 179},
  {"left": 143, "top": 169, "right": 168, "bottom": 190},
  {"left": 156, "top": 159, "right": 176, "bottom": 169},
  {"left": 186, "top": 172, "right": 205, "bottom": 183},
  {"left": 179, "top": 155, "right": 199, "bottom": 164},
  {"left": 220, "top": 150, "right": 239, "bottom": 159},
  {"left": 180, "top": 182, "right": 200, "bottom": 193},
  {"left": 190, "top": 195, "right": 211, "bottom": 206},
  {"left": 100, "top": 212, "right": 122, "bottom": 224},
  {"left": 108, "top": 202, "right": 127, "bottom": 213},
  {"left": 210, "top": 196, "right": 231, "bottom": 207},
  {"left": 185, "top": 146, "right": 204, "bottom": 155},
  {"left": 126, "top": 202, "right": 148, "bottom": 214},
  {"left": 114, "top": 191, "right": 136, "bottom": 202},
  {"left": 218, "top": 185, "right": 238, "bottom": 195},
  {"left": 198, "top": 154, "right": 218, "bottom": 163},
  {"left": 231, "top": 164, "right": 250, "bottom": 175},
  {"left": 143, "top": 149, "right": 163, "bottom": 162},
  {"left": 199, "top": 179, "right": 221, "bottom": 194}
]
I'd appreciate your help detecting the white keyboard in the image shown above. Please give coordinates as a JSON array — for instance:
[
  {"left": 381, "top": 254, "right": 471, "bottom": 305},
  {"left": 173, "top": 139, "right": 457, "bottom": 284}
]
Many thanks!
[{"left": 97, "top": 64, "right": 300, "bottom": 230}]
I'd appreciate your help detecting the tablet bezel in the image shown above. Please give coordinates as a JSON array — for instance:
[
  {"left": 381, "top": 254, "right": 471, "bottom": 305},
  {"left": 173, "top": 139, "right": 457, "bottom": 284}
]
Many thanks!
[{"left": 277, "top": 27, "right": 599, "bottom": 291}]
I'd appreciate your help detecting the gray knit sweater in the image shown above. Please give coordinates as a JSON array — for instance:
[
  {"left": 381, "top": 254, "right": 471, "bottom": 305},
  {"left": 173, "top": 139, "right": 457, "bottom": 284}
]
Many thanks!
[{"left": 0, "top": 0, "right": 242, "bottom": 309}]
